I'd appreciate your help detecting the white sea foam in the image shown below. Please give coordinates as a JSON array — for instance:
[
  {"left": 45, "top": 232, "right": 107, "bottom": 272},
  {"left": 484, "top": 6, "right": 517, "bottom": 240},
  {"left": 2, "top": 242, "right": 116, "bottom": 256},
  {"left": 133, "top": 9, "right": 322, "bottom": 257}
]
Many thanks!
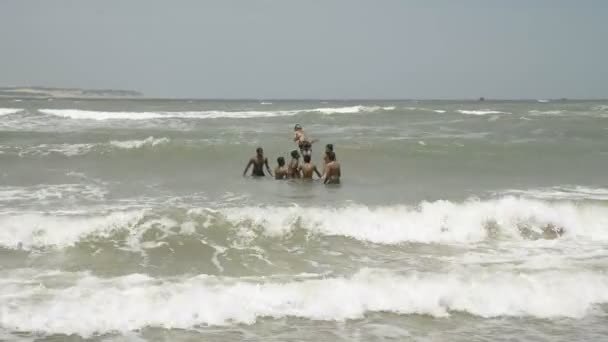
[
  {"left": 0, "top": 211, "right": 144, "bottom": 249},
  {"left": 314, "top": 105, "right": 393, "bottom": 114},
  {"left": 457, "top": 110, "right": 510, "bottom": 115},
  {"left": 219, "top": 197, "right": 608, "bottom": 244},
  {"left": 2, "top": 197, "right": 608, "bottom": 250},
  {"left": 0, "top": 184, "right": 107, "bottom": 203},
  {"left": 594, "top": 105, "right": 608, "bottom": 111},
  {"left": 2, "top": 268, "right": 607, "bottom": 336},
  {"left": 403, "top": 107, "right": 446, "bottom": 113},
  {"left": 39, "top": 106, "right": 391, "bottom": 120},
  {"left": 109, "top": 136, "right": 170, "bottom": 149},
  {"left": 502, "top": 186, "right": 608, "bottom": 201},
  {"left": 0, "top": 108, "right": 23, "bottom": 116},
  {"left": 537, "top": 99, "right": 550, "bottom": 103},
  {"left": 3, "top": 137, "right": 172, "bottom": 157},
  {"left": 528, "top": 110, "right": 564, "bottom": 115}
]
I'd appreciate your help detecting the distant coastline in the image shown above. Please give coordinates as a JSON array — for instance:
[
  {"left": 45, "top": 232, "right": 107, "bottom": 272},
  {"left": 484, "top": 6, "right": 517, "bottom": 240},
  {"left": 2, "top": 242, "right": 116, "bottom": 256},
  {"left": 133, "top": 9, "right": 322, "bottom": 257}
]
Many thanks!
[{"left": 0, "top": 86, "right": 143, "bottom": 99}]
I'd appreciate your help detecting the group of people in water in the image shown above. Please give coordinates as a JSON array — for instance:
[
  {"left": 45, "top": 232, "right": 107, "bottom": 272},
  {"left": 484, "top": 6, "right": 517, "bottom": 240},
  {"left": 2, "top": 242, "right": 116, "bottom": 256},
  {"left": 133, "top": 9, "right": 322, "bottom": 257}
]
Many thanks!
[{"left": 242, "top": 124, "right": 341, "bottom": 184}]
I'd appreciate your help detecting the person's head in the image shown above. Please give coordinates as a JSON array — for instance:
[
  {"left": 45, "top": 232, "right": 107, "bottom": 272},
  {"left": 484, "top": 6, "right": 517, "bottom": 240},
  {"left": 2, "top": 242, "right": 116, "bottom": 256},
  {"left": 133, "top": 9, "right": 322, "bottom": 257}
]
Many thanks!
[
  {"left": 294, "top": 124, "right": 302, "bottom": 131},
  {"left": 256, "top": 147, "right": 263, "bottom": 156},
  {"left": 277, "top": 156, "right": 285, "bottom": 166},
  {"left": 303, "top": 155, "right": 311, "bottom": 163},
  {"left": 291, "top": 150, "right": 300, "bottom": 159},
  {"left": 325, "top": 143, "right": 333, "bottom": 152},
  {"left": 327, "top": 151, "right": 336, "bottom": 161}
]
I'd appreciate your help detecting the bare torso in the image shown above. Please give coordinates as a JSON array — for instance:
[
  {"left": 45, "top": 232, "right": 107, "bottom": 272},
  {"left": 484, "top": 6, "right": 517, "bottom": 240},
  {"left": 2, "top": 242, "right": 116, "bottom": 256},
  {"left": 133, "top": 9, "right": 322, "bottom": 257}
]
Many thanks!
[
  {"left": 274, "top": 166, "right": 288, "bottom": 179},
  {"left": 300, "top": 163, "right": 315, "bottom": 179},
  {"left": 287, "top": 158, "right": 300, "bottom": 178},
  {"left": 325, "top": 161, "right": 341, "bottom": 184},
  {"left": 250, "top": 157, "right": 267, "bottom": 176}
]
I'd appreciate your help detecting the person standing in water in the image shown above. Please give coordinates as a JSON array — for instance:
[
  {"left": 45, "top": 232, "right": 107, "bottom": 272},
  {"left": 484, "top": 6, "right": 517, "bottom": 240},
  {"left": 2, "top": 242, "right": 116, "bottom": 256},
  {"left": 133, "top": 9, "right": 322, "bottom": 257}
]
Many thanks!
[
  {"left": 274, "top": 157, "right": 288, "bottom": 180},
  {"left": 299, "top": 154, "right": 322, "bottom": 180},
  {"left": 287, "top": 150, "right": 301, "bottom": 178},
  {"left": 323, "top": 143, "right": 335, "bottom": 173},
  {"left": 293, "top": 124, "right": 316, "bottom": 157},
  {"left": 323, "top": 151, "right": 341, "bottom": 184},
  {"left": 243, "top": 147, "right": 273, "bottom": 177}
]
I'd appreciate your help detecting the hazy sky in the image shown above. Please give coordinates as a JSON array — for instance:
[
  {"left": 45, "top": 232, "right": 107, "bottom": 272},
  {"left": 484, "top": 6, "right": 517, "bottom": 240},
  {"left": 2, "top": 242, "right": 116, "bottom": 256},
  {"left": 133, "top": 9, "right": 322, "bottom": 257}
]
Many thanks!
[{"left": 1, "top": 0, "right": 607, "bottom": 99}]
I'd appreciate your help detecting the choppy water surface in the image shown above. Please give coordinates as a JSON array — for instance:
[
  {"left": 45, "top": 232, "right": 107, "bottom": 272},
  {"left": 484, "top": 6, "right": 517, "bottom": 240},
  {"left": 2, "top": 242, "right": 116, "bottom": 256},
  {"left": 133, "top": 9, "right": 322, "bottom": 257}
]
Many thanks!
[{"left": 1, "top": 98, "right": 608, "bottom": 341}]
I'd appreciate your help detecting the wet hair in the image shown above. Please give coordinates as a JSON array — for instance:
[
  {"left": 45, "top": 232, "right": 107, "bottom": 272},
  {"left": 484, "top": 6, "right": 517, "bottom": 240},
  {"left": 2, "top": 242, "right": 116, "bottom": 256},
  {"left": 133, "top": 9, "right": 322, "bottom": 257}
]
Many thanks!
[
  {"left": 325, "top": 143, "right": 333, "bottom": 152},
  {"left": 294, "top": 124, "right": 302, "bottom": 130},
  {"left": 291, "top": 150, "right": 300, "bottom": 158},
  {"left": 277, "top": 156, "right": 285, "bottom": 166},
  {"left": 327, "top": 151, "right": 336, "bottom": 161},
  {"left": 303, "top": 155, "right": 311, "bottom": 163},
  {"left": 256, "top": 147, "right": 263, "bottom": 154}
]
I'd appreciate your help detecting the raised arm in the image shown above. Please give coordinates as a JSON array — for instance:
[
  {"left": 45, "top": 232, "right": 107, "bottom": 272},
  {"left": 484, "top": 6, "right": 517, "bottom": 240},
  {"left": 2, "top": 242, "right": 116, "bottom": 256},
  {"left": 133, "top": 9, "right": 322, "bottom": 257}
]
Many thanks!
[{"left": 243, "top": 159, "right": 253, "bottom": 176}]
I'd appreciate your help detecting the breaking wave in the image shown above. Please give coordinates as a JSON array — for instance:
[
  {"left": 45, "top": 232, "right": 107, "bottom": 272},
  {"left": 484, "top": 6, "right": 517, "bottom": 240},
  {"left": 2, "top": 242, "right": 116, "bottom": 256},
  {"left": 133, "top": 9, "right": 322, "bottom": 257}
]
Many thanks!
[
  {"left": 528, "top": 110, "right": 564, "bottom": 116},
  {"left": 0, "top": 108, "right": 23, "bottom": 116},
  {"left": 109, "top": 136, "right": 170, "bottom": 149},
  {"left": 502, "top": 186, "right": 608, "bottom": 201},
  {"left": 39, "top": 106, "right": 394, "bottom": 120},
  {"left": 457, "top": 110, "right": 510, "bottom": 115},
  {"left": 2, "top": 137, "right": 171, "bottom": 157},
  {"left": 2, "top": 268, "right": 607, "bottom": 336},
  {"left": 2, "top": 197, "right": 608, "bottom": 250}
]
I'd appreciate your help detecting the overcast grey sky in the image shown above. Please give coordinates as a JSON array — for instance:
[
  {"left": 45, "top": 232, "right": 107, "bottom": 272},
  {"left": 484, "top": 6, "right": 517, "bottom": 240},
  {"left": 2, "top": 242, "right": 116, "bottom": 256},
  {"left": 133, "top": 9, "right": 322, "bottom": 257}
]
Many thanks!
[{"left": 1, "top": 0, "right": 607, "bottom": 99}]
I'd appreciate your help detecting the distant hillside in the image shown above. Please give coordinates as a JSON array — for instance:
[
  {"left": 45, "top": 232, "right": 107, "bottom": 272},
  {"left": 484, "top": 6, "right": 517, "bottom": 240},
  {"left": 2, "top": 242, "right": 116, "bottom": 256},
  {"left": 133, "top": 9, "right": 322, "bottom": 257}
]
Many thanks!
[{"left": 0, "top": 87, "right": 143, "bottom": 98}]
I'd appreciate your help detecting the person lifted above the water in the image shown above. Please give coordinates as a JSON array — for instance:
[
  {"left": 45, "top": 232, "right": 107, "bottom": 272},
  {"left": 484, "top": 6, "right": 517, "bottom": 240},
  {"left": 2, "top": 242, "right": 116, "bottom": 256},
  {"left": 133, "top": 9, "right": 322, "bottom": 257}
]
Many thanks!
[
  {"left": 243, "top": 147, "right": 273, "bottom": 177},
  {"left": 299, "top": 154, "right": 322, "bottom": 180},
  {"left": 323, "top": 151, "right": 341, "bottom": 184},
  {"left": 293, "top": 124, "right": 317, "bottom": 157},
  {"left": 287, "top": 150, "right": 301, "bottom": 178},
  {"left": 274, "top": 156, "right": 288, "bottom": 180}
]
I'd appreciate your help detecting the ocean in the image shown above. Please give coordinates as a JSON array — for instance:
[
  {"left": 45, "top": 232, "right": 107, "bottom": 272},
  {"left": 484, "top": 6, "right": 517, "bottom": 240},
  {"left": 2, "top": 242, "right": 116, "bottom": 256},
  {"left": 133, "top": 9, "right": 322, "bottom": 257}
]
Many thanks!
[{"left": 1, "top": 98, "right": 608, "bottom": 341}]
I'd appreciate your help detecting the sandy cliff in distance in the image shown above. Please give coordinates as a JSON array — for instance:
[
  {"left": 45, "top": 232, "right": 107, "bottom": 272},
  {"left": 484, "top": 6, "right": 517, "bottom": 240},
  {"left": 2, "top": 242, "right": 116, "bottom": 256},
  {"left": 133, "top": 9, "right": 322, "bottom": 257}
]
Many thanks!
[{"left": 0, "top": 86, "right": 143, "bottom": 99}]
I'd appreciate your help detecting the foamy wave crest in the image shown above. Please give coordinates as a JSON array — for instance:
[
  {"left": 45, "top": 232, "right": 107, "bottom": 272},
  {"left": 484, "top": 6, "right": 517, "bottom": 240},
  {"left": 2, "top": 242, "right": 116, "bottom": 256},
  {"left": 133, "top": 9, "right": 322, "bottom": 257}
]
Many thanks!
[
  {"left": 313, "top": 106, "right": 394, "bottom": 114},
  {"left": 403, "top": 107, "right": 446, "bottom": 113},
  {"left": 39, "top": 106, "right": 392, "bottom": 120},
  {"left": 2, "top": 268, "right": 608, "bottom": 336},
  {"left": 529, "top": 110, "right": 564, "bottom": 115},
  {"left": 594, "top": 105, "right": 608, "bottom": 111},
  {"left": 39, "top": 109, "right": 299, "bottom": 120},
  {"left": 3, "top": 197, "right": 608, "bottom": 250},
  {"left": 0, "top": 108, "right": 23, "bottom": 116},
  {"left": 4, "top": 137, "right": 172, "bottom": 157},
  {"left": 457, "top": 110, "right": 510, "bottom": 115},
  {"left": 0, "top": 211, "right": 144, "bottom": 249},
  {"left": 109, "top": 136, "right": 170, "bottom": 149},
  {"left": 0, "top": 184, "right": 107, "bottom": 203},
  {"left": 502, "top": 186, "right": 608, "bottom": 201},
  {"left": 220, "top": 197, "right": 608, "bottom": 244}
]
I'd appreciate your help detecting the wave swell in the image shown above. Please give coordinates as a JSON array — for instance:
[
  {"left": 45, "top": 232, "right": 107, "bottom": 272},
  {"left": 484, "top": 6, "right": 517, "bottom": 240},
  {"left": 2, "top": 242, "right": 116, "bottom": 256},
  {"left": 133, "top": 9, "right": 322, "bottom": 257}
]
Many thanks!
[
  {"left": 2, "top": 268, "right": 607, "bottom": 336},
  {"left": 39, "top": 106, "right": 394, "bottom": 120},
  {"left": 457, "top": 110, "right": 510, "bottom": 115},
  {"left": 2, "top": 197, "right": 608, "bottom": 250},
  {"left": 0, "top": 108, "right": 23, "bottom": 116}
]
